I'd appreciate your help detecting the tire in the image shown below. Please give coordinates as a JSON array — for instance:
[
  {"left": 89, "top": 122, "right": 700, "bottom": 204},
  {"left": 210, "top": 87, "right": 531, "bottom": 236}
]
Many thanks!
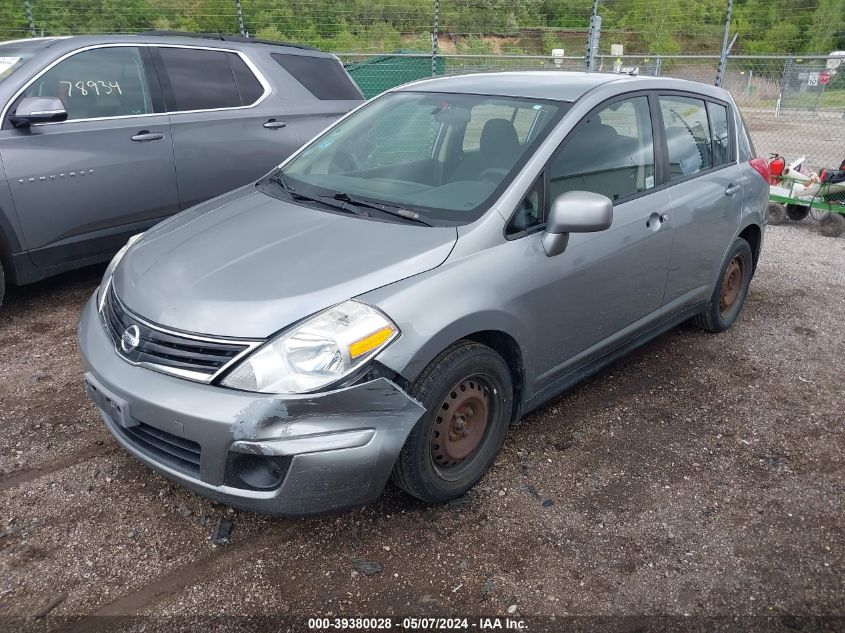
[
  {"left": 820, "top": 213, "right": 845, "bottom": 238},
  {"left": 0, "top": 260, "right": 5, "bottom": 311},
  {"left": 767, "top": 202, "right": 787, "bottom": 225},
  {"left": 390, "top": 341, "right": 513, "bottom": 503},
  {"left": 786, "top": 203, "right": 809, "bottom": 222},
  {"left": 692, "top": 238, "right": 754, "bottom": 333}
]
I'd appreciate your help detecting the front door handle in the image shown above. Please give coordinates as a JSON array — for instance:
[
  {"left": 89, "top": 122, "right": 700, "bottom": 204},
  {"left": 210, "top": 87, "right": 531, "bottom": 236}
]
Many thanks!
[
  {"left": 725, "top": 183, "right": 741, "bottom": 196},
  {"left": 646, "top": 212, "right": 669, "bottom": 231},
  {"left": 131, "top": 131, "right": 163, "bottom": 142},
  {"left": 263, "top": 119, "right": 287, "bottom": 129}
]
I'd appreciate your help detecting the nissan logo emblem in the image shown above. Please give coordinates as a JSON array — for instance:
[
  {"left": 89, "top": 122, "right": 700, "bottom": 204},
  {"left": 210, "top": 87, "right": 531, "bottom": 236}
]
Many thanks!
[{"left": 120, "top": 324, "right": 141, "bottom": 353}]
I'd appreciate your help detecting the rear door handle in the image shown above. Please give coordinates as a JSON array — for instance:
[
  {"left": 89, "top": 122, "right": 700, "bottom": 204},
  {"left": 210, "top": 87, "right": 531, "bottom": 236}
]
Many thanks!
[
  {"left": 131, "top": 131, "right": 163, "bottom": 142},
  {"left": 263, "top": 120, "right": 287, "bottom": 129},
  {"left": 725, "top": 183, "right": 741, "bottom": 196}
]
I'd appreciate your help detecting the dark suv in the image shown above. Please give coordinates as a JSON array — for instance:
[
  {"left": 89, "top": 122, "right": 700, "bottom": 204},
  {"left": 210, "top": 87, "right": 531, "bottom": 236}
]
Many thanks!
[{"left": 0, "top": 32, "right": 364, "bottom": 306}]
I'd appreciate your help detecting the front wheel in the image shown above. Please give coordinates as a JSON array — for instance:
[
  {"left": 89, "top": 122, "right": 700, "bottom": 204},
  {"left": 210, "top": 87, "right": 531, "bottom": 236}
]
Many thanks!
[
  {"left": 390, "top": 341, "right": 513, "bottom": 503},
  {"left": 692, "top": 237, "right": 753, "bottom": 333}
]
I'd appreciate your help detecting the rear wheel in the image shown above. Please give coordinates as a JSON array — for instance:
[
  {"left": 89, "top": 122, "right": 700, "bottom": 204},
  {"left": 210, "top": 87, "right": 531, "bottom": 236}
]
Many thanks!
[
  {"left": 692, "top": 238, "right": 753, "bottom": 333},
  {"left": 820, "top": 213, "right": 845, "bottom": 238},
  {"left": 767, "top": 202, "right": 787, "bottom": 225},
  {"left": 786, "top": 204, "right": 809, "bottom": 222},
  {"left": 390, "top": 341, "right": 513, "bottom": 503}
]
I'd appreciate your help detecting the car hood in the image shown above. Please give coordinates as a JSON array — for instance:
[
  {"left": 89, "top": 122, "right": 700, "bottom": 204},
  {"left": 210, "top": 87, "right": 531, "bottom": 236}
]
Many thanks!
[{"left": 113, "top": 188, "right": 458, "bottom": 339}]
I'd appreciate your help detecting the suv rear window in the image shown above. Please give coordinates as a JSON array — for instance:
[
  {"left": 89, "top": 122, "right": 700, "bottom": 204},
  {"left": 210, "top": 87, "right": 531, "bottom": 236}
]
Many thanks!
[
  {"left": 157, "top": 48, "right": 263, "bottom": 112},
  {"left": 271, "top": 53, "right": 362, "bottom": 100}
]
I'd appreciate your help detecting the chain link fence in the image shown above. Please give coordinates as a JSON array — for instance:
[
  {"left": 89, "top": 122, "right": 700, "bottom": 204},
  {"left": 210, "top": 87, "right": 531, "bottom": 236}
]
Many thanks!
[{"left": 2, "top": 1, "right": 844, "bottom": 177}]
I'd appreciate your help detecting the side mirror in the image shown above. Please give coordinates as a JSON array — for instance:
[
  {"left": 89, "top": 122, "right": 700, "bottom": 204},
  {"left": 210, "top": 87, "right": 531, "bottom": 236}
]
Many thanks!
[
  {"left": 541, "top": 190, "right": 613, "bottom": 257},
  {"left": 9, "top": 97, "right": 68, "bottom": 127}
]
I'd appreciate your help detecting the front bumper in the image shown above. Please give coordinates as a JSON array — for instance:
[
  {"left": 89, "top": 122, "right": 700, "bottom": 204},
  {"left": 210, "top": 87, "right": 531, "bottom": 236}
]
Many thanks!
[{"left": 77, "top": 294, "right": 425, "bottom": 516}]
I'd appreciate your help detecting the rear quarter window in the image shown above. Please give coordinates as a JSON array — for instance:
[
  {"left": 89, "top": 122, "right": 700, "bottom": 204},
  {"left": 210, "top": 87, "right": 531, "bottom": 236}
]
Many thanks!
[{"left": 271, "top": 53, "right": 362, "bottom": 100}]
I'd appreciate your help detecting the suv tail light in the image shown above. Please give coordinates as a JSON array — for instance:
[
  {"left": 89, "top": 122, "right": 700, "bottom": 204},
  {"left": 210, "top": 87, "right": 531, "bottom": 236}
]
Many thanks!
[{"left": 749, "top": 158, "right": 771, "bottom": 183}]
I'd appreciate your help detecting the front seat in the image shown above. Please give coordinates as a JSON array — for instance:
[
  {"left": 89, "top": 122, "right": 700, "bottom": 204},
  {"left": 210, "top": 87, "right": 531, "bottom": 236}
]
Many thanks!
[{"left": 452, "top": 118, "right": 521, "bottom": 182}]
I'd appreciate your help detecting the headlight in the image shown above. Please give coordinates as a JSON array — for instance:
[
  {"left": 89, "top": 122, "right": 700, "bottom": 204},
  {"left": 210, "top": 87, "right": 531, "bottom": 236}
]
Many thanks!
[
  {"left": 98, "top": 233, "right": 143, "bottom": 310},
  {"left": 221, "top": 301, "right": 399, "bottom": 394}
]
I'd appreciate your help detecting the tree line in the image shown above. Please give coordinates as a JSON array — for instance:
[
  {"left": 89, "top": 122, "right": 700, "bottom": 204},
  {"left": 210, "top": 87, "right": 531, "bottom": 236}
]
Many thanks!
[{"left": 0, "top": 0, "right": 842, "bottom": 55}]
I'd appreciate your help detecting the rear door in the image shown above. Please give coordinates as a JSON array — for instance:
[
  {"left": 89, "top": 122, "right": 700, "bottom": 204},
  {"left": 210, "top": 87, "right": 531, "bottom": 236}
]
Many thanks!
[
  {"left": 657, "top": 94, "right": 742, "bottom": 310},
  {"left": 0, "top": 45, "right": 179, "bottom": 266},
  {"left": 152, "top": 45, "right": 301, "bottom": 210}
]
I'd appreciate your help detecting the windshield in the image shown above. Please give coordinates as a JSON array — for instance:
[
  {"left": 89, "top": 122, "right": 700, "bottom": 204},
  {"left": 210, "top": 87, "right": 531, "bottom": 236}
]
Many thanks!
[
  {"left": 0, "top": 47, "right": 38, "bottom": 84},
  {"left": 280, "top": 91, "right": 566, "bottom": 223}
]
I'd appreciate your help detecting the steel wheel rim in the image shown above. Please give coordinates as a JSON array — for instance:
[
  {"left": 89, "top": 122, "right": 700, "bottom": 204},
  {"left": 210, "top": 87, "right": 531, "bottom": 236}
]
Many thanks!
[
  {"left": 430, "top": 376, "right": 492, "bottom": 476},
  {"left": 719, "top": 255, "right": 745, "bottom": 316}
]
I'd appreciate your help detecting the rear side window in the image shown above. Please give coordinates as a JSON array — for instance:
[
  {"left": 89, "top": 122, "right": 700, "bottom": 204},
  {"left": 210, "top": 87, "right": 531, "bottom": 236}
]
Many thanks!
[
  {"left": 659, "top": 96, "right": 713, "bottom": 179},
  {"left": 271, "top": 53, "right": 362, "bottom": 100},
  {"left": 21, "top": 46, "right": 152, "bottom": 120},
  {"left": 157, "top": 48, "right": 262, "bottom": 112},
  {"left": 707, "top": 101, "right": 730, "bottom": 166},
  {"left": 229, "top": 53, "right": 264, "bottom": 104}
]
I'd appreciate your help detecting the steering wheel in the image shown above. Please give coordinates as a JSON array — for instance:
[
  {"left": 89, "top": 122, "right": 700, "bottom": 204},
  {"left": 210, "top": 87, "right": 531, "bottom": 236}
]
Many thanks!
[{"left": 479, "top": 167, "right": 509, "bottom": 184}]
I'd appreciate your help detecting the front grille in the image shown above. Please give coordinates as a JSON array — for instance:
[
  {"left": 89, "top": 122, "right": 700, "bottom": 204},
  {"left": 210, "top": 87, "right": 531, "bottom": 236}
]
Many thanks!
[
  {"left": 101, "top": 285, "right": 252, "bottom": 382},
  {"left": 119, "top": 422, "right": 201, "bottom": 477}
]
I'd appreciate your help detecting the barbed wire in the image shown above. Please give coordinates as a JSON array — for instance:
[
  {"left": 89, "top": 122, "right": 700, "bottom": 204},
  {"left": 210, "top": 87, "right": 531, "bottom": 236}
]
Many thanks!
[{"left": 1, "top": 0, "right": 842, "bottom": 55}]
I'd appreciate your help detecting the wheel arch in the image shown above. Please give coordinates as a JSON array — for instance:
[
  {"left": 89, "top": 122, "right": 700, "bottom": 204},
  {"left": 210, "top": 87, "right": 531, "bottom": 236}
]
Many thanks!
[
  {"left": 738, "top": 222, "right": 763, "bottom": 272},
  {"left": 379, "top": 315, "right": 529, "bottom": 426}
]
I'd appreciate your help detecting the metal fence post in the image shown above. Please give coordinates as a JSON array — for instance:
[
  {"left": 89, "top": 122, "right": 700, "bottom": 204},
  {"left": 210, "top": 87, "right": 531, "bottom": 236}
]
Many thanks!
[
  {"left": 585, "top": 0, "right": 601, "bottom": 71},
  {"left": 431, "top": 0, "right": 439, "bottom": 77},
  {"left": 235, "top": 0, "right": 245, "bottom": 36},
  {"left": 775, "top": 56, "right": 794, "bottom": 118},
  {"left": 23, "top": 0, "right": 36, "bottom": 37},
  {"left": 715, "top": 0, "right": 734, "bottom": 86},
  {"left": 654, "top": 56, "right": 662, "bottom": 77}
]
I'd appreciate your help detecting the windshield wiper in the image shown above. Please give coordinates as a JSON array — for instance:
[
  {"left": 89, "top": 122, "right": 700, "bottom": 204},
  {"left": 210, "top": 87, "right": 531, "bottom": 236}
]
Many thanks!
[
  {"left": 268, "top": 174, "right": 363, "bottom": 216},
  {"left": 332, "top": 192, "right": 432, "bottom": 227}
]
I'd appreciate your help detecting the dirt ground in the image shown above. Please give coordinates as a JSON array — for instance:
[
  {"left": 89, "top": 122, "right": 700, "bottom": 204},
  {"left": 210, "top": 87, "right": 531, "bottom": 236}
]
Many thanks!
[{"left": 0, "top": 221, "right": 843, "bottom": 632}]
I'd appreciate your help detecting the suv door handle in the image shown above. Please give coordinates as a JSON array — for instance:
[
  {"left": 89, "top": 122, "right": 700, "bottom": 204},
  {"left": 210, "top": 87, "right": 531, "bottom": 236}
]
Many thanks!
[
  {"left": 725, "top": 183, "right": 741, "bottom": 196},
  {"left": 131, "top": 131, "right": 163, "bottom": 142},
  {"left": 263, "top": 120, "right": 287, "bottom": 129}
]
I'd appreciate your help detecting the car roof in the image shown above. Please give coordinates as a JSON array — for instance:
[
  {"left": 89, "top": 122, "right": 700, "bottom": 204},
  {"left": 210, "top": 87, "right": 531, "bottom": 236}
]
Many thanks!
[
  {"left": 2, "top": 33, "right": 334, "bottom": 58},
  {"left": 395, "top": 71, "right": 729, "bottom": 103}
]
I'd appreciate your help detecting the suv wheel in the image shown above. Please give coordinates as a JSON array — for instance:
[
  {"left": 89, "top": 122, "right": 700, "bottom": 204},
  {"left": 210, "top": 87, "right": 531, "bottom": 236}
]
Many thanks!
[
  {"left": 693, "top": 237, "right": 753, "bottom": 333},
  {"left": 390, "top": 341, "right": 513, "bottom": 503}
]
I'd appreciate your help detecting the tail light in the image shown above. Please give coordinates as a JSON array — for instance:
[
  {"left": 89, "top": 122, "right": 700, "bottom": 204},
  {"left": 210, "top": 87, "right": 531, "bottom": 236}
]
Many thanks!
[{"left": 750, "top": 158, "right": 771, "bottom": 183}]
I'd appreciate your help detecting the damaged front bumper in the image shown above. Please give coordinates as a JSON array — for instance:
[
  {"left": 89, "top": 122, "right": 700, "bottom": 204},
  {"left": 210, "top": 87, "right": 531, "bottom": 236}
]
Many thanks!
[{"left": 77, "top": 294, "right": 425, "bottom": 516}]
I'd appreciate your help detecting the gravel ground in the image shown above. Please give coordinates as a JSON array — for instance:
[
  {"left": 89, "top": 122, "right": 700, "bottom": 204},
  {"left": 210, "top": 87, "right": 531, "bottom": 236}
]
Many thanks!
[{"left": 0, "top": 221, "right": 843, "bottom": 632}]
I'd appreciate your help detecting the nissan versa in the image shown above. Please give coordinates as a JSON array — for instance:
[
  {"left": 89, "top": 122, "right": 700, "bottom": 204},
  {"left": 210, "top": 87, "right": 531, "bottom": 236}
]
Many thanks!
[{"left": 78, "top": 72, "right": 768, "bottom": 516}]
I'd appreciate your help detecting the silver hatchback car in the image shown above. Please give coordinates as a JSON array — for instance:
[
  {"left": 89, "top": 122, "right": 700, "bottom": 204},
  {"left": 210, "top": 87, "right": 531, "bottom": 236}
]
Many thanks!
[{"left": 78, "top": 72, "right": 769, "bottom": 516}]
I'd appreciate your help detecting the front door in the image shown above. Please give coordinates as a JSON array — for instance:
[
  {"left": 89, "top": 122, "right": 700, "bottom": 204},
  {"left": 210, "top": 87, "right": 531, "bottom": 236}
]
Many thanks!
[
  {"left": 0, "top": 45, "right": 179, "bottom": 267},
  {"left": 512, "top": 94, "right": 674, "bottom": 390}
]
